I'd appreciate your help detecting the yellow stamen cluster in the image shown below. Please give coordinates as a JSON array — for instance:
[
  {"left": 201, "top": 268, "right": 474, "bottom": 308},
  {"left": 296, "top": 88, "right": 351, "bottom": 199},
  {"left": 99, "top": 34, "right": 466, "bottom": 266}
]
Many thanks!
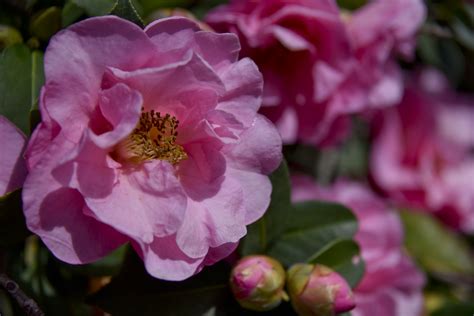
[{"left": 115, "top": 110, "right": 188, "bottom": 165}]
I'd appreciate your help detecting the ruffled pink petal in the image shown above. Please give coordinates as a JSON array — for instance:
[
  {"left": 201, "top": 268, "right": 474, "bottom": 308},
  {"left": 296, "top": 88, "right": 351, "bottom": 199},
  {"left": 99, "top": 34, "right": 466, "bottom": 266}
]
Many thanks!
[
  {"left": 349, "top": 0, "right": 426, "bottom": 51},
  {"left": 353, "top": 288, "right": 424, "bottom": 316},
  {"left": 43, "top": 16, "right": 157, "bottom": 138},
  {"left": 227, "top": 168, "right": 272, "bottom": 224},
  {"left": 176, "top": 176, "right": 245, "bottom": 258},
  {"left": 217, "top": 58, "right": 263, "bottom": 127},
  {"left": 371, "top": 110, "right": 420, "bottom": 191},
  {"left": 135, "top": 236, "right": 204, "bottom": 281},
  {"left": 85, "top": 159, "right": 187, "bottom": 244},
  {"left": 22, "top": 134, "right": 126, "bottom": 263},
  {"left": 201, "top": 242, "right": 239, "bottom": 267},
  {"left": 223, "top": 114, "right": 282, "bottom": 174},
  {"left": 91, "top": 83, "right": 142, "bottom": 148},
  {"left": 102, "top": 52, "right": 224, "bottom": 115},
  {"left": 0, "top": 116, "right": 27, "bottom": 195}
]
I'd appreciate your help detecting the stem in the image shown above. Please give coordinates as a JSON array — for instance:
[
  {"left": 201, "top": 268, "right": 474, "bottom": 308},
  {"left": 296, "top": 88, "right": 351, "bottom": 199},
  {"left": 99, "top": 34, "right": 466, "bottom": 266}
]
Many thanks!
[{"left": 0, "top": 274, "right": 44, "bottom": 316}]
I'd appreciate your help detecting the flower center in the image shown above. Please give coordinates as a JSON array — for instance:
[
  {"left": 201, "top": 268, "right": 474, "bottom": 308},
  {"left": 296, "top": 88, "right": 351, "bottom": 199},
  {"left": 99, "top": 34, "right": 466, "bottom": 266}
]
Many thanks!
[{"left": 115, "top": 109, "right": 188, "bottom": 165}]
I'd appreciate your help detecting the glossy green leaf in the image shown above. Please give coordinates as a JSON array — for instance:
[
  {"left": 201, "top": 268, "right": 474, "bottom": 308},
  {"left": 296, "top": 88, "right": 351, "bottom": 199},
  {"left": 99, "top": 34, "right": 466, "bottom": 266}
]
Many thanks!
[
  {"left": 63, "top": 245, "right": 127, "bottom": 277},
  {"left": 89, "top": 250, "right": 234, "bottom": 316},
  {"left": 240, "top": 160, "right": 291, "bottom": 255},
  {"left": 401, "top": 211, "right": 474, "bottom": 277},
  {"left": 30, "top": 7, "right": 62, "bottom": 41},
  {"left": 0, "top": 25, "right": 22, "bottom": 50},
  {"left": 0, "top": 190, "right": 30, "bottom": 247},
  {"left": 62, "top": 1, "right": 85, "bottom": 27},
  {"left": 336, "top": 0, "right": 367, "bottom": 10},
  {"left": 0, "top": 44, "right": 44, "bottom": 134},
  {"left": 310, "top": 239, "right": 365, "bottom": 288},
  {"left": 139, "top": 0, "right": 194, "bottom": 14},
  {"left": 452, "top": 18, "right": 474, "bottom": 50},
  {"left": 431, "top": 302, "right": 474, "bottom": 316},
  {"left": 73, "top": 0, "right": 115, "bottom": 16},
  {"left": 267, "top": 201, "right": 358, "bottom": 267},
  {"left": 110, "top": 0, "right": 144, "bottom": 27},
  {"left": 72, "top": 0, "right": 115, "bottom": 16}
]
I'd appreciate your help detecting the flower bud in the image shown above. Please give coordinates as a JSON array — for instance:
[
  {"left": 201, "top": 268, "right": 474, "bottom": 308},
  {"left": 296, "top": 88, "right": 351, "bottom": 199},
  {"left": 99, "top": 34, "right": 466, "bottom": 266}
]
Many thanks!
[
  {"left": 287, "top": 264, "right": 355, "bottom": 316},
  {"left": 230, "top": 255, "right": 288, "bottom": 311}
]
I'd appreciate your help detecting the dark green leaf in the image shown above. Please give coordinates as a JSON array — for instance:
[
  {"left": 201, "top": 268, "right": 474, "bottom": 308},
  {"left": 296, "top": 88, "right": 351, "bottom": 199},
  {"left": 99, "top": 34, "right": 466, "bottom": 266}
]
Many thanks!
[
  {"left": 72, "top": 0, "right": 115, "bottom": 16},
  {"left": 431, "top": 302, "right": 474, "bottom": 316},
  {"left": 62, "top": 245, "right": 127, "bottom": 277},
  {"left": 0, "top": 25, "right": 22, "bottom": 50},
  {"left": 0, "top": 190, "right": 30, "bottom": 247},
  {"left": 62, "top": 1, "right": 86, "bottom": 27},
  {"left": 452, "top": 18, "right": 474, "bottom": 50},
  {"left": 267, "top": 201, "right": 358, "bottom": 267},
  {"left": 0, "top": 45, "right": 43, "bottom": 133},
  {"left": 110, "top": 0, "right": 144, "bottom": 27},
  {"left": 240, "top": 160, "right": 291, "bottom": 255},
  {"left": 30, "top": 7, "right": 62, "bottom": 41},
  {"left": 0, "top": 290, "right": 14, "bottom": 316},
  {"left": 139, "top": 0, "right": 194, "bottom": 14},
  {"left": 89, "top": 250, "right": 233, "bottom": 316},
  {"left": 417, "top": 33, "right": 465, "bottom": 86},
  {"left": 401, "top": 211, "right": 474, "bottom": 277},
  {"left": 311, "top": 239, "right": 365, "bottom": 288},
  {"left": 336, "top": 0, "right": 367, "bottom": 10}
]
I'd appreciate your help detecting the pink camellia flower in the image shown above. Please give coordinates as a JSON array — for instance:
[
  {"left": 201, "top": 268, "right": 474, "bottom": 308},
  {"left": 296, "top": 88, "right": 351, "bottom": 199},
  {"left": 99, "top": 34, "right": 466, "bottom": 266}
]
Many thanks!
[
  {"left": 230, "top": 255, "right": 287, "bottom": 311},
  {"left": 206, "top": 0, "right": 361, "bottom": 145},
  {"left": 370, "top": 69, "right": 474, "bottom": 233},
  {"left": 22, "top": 16, "right": 282, "bottom": 281},
  {"left": 0, "top": 116, "right": 27, "bottom": 196},
  {"left": 287, "top": 263, "right": 355, "bottom": 316},
  {"left": 292, "top": 178, "right": 425, "bottom": 316},
  {"left": 345, "top": 0, "right": 426, "bottom": 108},
  {"left": 205, "top": 0, "right": 425, "bottom": 146}
]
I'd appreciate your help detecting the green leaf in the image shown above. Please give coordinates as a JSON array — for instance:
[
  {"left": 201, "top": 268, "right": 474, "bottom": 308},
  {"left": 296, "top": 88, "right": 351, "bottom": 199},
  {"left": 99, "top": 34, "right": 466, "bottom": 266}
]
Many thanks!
[
  {"left": 0, "top": 25, "right": 23, "bottom": 50},
  {"left": 0, "top": 190, "right": 30, "bottom": 247},
  {"left": 72, "top": 0, "right": 115, "bottom": 16},
  {"left": 89, "top": 250, "right": 235, "bottom": 316},
  {"left": 110, "top": 0, "right": 144, "bottom": 27},
  {"left": 452, "top": 18, "right": 474, "bottom": 50},
  {"left": 62, "top": 1, "right": 85, "bottom": 27},
  {"left": 0, "top": 44, "right": 44, "bottom": 134},
  {"left": 139, "top": 0, "right": 194, "bottom": 14},
  {"left": 62, "top": 245, "right": 127, "bottom": 277},
  {"left": 401, "top": 211, "right": 474, "bottom": 277},
  {"left": 30, "top": 7, "right": 62, "bottom": 41},
  {"left": 240, "top": 160, "right": 291, "bottom": 255},
  {"left": 267, "top": 201, "right": 358, "bottom": 267},
  {"left": 431, "top": 302, "right": 474, "bottom": 316},
  {"left": 29, "top": 50, "right": 45, "bottom": 131},
  {"left": 336, "top": 0, "right": 367, "bottom": 10},
  {"left": 310, "top": 239, "right": 365, "bottom": 288}
]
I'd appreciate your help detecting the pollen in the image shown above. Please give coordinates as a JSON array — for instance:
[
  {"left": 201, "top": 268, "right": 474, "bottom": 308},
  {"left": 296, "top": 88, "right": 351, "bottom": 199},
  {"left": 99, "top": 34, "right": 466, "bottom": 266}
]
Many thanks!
[{"left": 115, "top": 109, "right": 188, "bottom": 165}]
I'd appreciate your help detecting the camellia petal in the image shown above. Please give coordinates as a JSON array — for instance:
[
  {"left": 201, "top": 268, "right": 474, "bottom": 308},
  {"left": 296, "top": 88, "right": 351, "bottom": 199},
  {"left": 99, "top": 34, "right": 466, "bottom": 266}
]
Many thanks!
[{"left": 0, "top": 116, "right": 27, "bottom": 196}]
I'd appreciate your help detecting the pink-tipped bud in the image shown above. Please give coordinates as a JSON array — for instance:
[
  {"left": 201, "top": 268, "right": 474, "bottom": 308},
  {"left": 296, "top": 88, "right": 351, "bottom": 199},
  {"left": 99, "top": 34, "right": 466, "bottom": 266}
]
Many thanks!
[
  {"left": 287, "top": 264, "right": 356, "bottom": 316},
  {"left": 230, "top": 255, "right": 288, "bottom": 311}
]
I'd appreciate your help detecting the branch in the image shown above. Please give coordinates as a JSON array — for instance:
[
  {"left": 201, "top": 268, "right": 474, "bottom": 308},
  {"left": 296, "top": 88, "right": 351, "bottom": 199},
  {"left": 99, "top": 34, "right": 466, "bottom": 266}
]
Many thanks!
[{"left": 0, "top": 274, "right": 44, "bottom": 316}]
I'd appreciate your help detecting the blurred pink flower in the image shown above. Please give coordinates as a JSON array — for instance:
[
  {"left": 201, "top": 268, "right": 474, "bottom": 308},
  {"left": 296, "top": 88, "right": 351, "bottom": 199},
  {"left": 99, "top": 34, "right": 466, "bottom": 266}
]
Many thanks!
[
  {"left": 205, "top": 0, "right": 425, "bottom": 147},
  {"left": 292, "top": 177, "right": 425, "bottom": 316},
  {"left": 206, "top": 0, "right": 360, "bottom": 145},
  {"left": 345, "top": 0, "right": 426, "bottom": 108},
  {"left": 370, "top": 69, "right": 474, "bottom": 233},
  {"left": 22, "top": 16, "right": 282, "bottom": 281},
  {"left": 0, "top": 116, "right": 27, "bottom": 196}
]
